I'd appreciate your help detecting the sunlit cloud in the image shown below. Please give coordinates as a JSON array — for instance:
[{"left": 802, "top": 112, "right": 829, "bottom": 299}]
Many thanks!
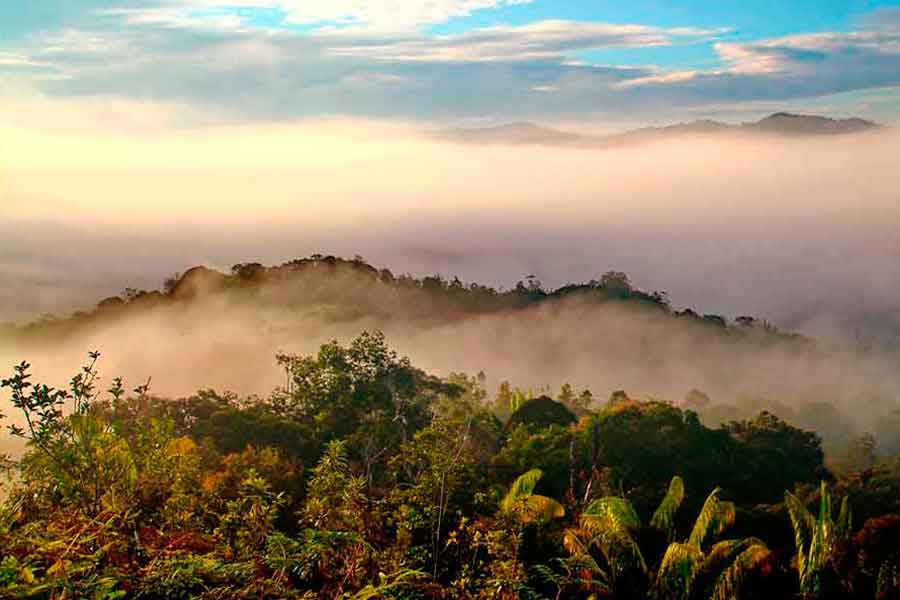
[
  {"left": 322, "top": 20, "right": 725, "bottom": 62},
  {"left": 1, "top": 2, "right": 900, "bottom": 123},
  {"left": 103, "top": 0, "right": 537, "bottom": 32}
]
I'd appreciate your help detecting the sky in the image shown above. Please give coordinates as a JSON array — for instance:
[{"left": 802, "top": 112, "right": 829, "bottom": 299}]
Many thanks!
[{"left": 2, "top": 0, "right": 900, "bottom": 124}]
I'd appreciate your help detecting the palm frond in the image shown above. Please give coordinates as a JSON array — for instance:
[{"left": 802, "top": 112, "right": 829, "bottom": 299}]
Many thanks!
[
  {"left": 710, "top": 542, "right": 771, "bottom": 600},
  {"left": 806, "top": 518, "right": 827, "bottom": 593},
  {"left": 836, "top": 494, "right": 852, "bottom": 538},
  {"left": 501, "top": 468, "right": 543, "bottom": 513},
  {"left": 688, "top": 487, "right": 721, "bottom": 548},
  {"left": 600, "top": 529, "right": 648, "bottom": 578},
  {"left": 817, "top": 481, "right": 833, "bottom": 556},
  {"left": 650, "top": 476, "right": 685, "bottom": 538},
  {"left": 563, "top": 527, "right": 589, "bottom": 556},
  {"left": 521, "top": 494, "right": 565, "bottom": 524},
  {"left": 584, "top": 497, "right": 642, "bottom": 530},
  {"left": 656, "top": 542, "right": 701, "bottom": 600},
  {"left": 700, "top": 539, "right": 745, "bottom": 575},
  {"left": 580, "top": 500, "right": 647, "bottom": 577},
  {"left": 711, "top": 501, "right": 736, "bottom": 537},
  {"left": 784, "top": 491, "right": 814, "bottom": 581},
  {"left": 562, "top": 529, "right": 610, "bottom": 582}
]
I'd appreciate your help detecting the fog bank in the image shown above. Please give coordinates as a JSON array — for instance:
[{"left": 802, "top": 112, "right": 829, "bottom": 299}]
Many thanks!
[{"left": 2, "top": 120, "right": 899, "bottom": 346}]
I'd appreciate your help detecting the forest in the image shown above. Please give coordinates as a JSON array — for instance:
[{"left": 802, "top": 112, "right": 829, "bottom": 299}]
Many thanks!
[{"left": 1, "top": 257, "right": 899, "bottom": 598}]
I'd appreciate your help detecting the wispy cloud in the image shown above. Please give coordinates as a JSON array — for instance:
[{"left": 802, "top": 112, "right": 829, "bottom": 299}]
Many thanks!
[
  {"left": 617, "top": 16, "right": 900, "bottom": 112},
  {"left": 323, "top": 20, "right": 724, "bottom": 62},
  {"left": 2, "top": 2, "right": 900, "bottom": 122},
  {"left": 100, "top": 0, "right": 537, "bottom": 33}
]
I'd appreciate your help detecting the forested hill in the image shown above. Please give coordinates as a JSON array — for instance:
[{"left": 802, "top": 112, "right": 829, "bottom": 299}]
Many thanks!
[
  {"left": 1, "top": 255, "right": 898, "bottom": 452},
  {"left": 5, "top": 254, "right": 799, "bottom": 342}
]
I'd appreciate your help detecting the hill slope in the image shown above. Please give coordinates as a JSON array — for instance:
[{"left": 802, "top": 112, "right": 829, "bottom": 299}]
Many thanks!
[{"left": 437, "top": 112, "right": 882, "bottom": 146}]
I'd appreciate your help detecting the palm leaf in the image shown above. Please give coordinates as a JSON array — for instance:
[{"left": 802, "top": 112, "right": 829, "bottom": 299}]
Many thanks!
[
  {"left": 563, "top": 527, "right": 589, "bottom": 556},
  {"left": 700, "top": 539, "right": 747, "bottom": 575},
  {"left": 817, "top": 481, "right": 833, "bottom": 556},
  {"left": 688, "top": 487, "right": 721, "bottom": 548},
  {"left": 656, "top": 542, "right": 701, "bottom": 600},
  {"left": 521, "top": 494, "right": 565, "bottom": 524},
  {"left": 836, "top": 495, "right": 852, "bottom": 538},
  {"left": 784, "top": 491, "right": 814, "bottom": 582},
  {"left": 562, "top": 529, "right": 611, "bottom": 583},
  {"left": 711, "top": 501, "right": 736, "bottom": 537},
  {"left": 580, "top": 499, "right": 647, "bottom": 577},
  {"left": 600, "top": 529, "right": 648, "bottom": 578},
  {"left": 650, "top": 476, "right": 685, "bottom": 538},
  {"left": 584, "top": 497, "right": 642, "bottom": 530},
  {"left": 501, "top": 469, "right": 543, "bottom": 513},
  {"left": 710, "top": 542, "right": 771, "bottom": 600}
]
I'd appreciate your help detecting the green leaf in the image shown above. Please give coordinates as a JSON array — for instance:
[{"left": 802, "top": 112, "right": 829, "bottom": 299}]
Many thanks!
[
  {"left": 584, "top": 497, "right": 642, "bottom": 530},
  {"left": 710, "top": 542, "right": 771, "bottom": 600},
  {"left": 521, "top": 495, "right": 565, "bottom": 524},
  {"left": 501, "top": 469, "right": 543, "bottom": 513},
  {"left": 784, "top": 491, "right": 814, "bottom": 580},
  {"left": 650, "top": 476, "right": 685, "bottom": 537},
  {"left": 656, "top": 542, "right": 701, "bottom": 600},
  {"left": 688, "top": 488, "right": 721, "bottom": 548}
]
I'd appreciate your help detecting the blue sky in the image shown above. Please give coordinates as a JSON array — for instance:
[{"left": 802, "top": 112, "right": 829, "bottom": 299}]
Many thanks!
[{"left": 2, "top": 0, "right": 900, "bottom": 124}]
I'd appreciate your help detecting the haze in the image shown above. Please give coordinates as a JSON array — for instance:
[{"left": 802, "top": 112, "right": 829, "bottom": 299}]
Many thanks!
[{"left": 2, "top": 100, "right": 899, "bottom": 347}]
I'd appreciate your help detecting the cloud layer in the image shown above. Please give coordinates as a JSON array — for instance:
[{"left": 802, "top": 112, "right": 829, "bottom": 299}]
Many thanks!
[{"left": 2, "top": 3, "right": 899, "bottom": 121}]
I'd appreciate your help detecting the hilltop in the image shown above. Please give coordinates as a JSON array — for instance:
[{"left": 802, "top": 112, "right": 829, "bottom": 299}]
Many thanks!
[{"left": 437, "top": 112, "right": 882, "bottom": 147}]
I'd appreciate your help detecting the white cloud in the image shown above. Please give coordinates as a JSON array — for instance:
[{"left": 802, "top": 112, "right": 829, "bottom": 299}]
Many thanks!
[
  {"left": 0, "top": 52, "right": 49, "bottom": 68},
  {"left": 282, "top": 0, "right": 534, "bottom": 30},
  {"left": 323, "top": 20, "right": 724, "bottom": 62},
  {"left": 4, "top": 2, "right": 900, "bottom": 123},
  {"left": 110, "top": 0, "right": 535, "bottom": 32},
  {"left": 107, "top": 7, "right": 246, "bottom": 31},
  {"left": 712, "top": 28, "right": 900, "bottom": 76}
]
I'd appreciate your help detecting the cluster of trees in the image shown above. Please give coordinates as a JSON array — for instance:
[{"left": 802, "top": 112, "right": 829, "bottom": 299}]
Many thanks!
[
  {"left": 1, "top": 332, "right": 899, "bottom": 598},
  {"left": 7, "top": 255, "right": 802, "bottom": 344}
]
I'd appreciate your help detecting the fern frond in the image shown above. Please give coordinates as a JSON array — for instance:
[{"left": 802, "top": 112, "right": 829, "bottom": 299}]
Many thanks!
[
  {"left": 688, "top": 488, "right": 721, "bottom": 548},
  {"left": 650, "top": 476, "right": 685, "bottom": 538}
]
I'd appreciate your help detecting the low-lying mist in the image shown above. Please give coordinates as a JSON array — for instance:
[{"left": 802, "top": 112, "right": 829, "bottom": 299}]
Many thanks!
[
  {"left": 2, "top": 115, "right": 900, "bottom": 449},
  {"left": 3, "top": 119, "right": 898, "bottom": 338},
  {"left": 1, "top": 257, "right": 899, "bottom": 455}
]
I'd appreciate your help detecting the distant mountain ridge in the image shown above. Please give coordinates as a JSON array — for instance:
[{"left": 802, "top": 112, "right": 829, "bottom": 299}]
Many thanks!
[{"left": 436, "top": 113, "right": 882, "bottom": 147}]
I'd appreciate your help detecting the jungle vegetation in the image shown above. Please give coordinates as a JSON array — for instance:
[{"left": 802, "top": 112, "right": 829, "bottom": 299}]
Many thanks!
[{"left": 1, "top": 328, "right": 899, "bottom": 599}]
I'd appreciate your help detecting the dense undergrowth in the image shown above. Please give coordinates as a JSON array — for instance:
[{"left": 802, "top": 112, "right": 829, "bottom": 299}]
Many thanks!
[{"left": 1, "top": 330, "right": 899, "bottom": 599}]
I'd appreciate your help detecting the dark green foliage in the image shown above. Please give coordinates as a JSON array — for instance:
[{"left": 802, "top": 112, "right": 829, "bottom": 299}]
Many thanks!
[
  {"left": 507, "top": 396, "right": 576, "bottom": 430},
  {"left": 726, "top": 411, "right": 827, "bottom": 502}
]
